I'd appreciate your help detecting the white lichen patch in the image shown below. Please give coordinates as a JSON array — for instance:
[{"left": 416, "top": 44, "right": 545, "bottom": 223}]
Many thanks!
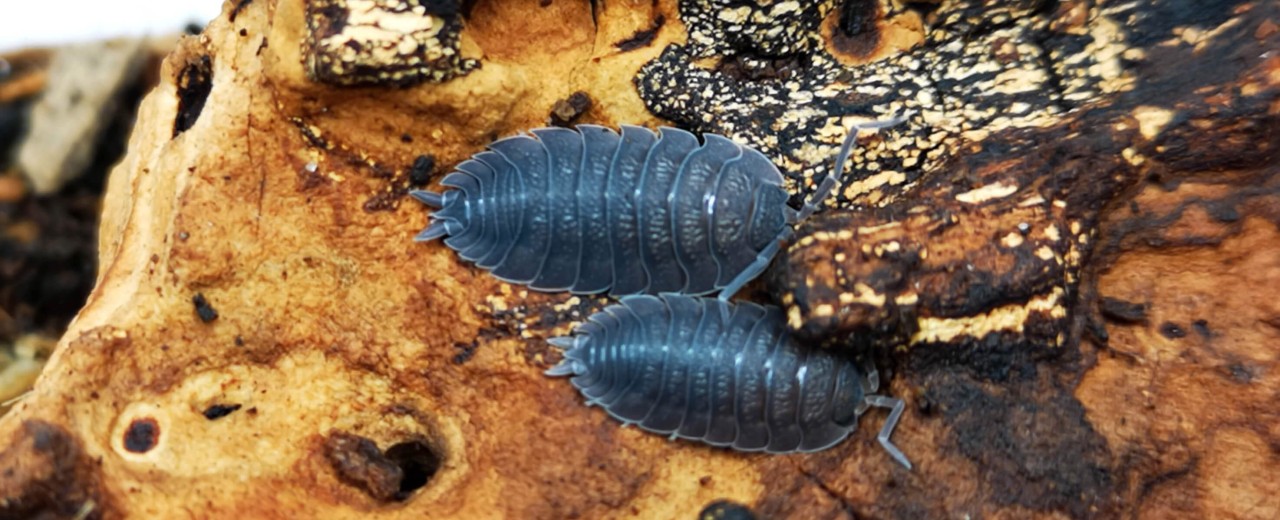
[
  {"left": 1133, "top": 105, "right": 1176, "bottom": 140},
  {"left": 306, "top": 0, "right": 478, "bottom": 86},
  {"left": 910, "top": 288, "right": 1067, "bottom": 345},
  {"left": 956, "top": 182, "right": 1018, "bottom": 204}
]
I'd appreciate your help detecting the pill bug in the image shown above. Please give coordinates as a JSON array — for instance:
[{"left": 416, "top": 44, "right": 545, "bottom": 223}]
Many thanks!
[
  {"left": 545, "top": 294, "right": 912, "bottom": 469},
  {"left": 410, "top": 118, "right": 900, "bottom": 298}
]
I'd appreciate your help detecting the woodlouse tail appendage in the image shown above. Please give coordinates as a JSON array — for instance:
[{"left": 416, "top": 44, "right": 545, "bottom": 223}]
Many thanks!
[
  {"left": 410, "top": 171, "right": 471, "bottom": 243},
  {"left": 545, "top": 294, "right": 913, "bottom": 469},
  {"left": 409, "top": 190, "right": 448, "bottom": 241},
  {"left": 544, "top": 336, "right": 584, "bottom": 377}
]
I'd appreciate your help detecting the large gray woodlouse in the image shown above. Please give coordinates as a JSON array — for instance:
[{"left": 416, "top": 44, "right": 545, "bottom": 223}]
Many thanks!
[
  {"left": 410, "top": 118, "right": 900, "bottom": 298},
  {"left": 545, "top": 294, "right": 912, "bottom": 469}
]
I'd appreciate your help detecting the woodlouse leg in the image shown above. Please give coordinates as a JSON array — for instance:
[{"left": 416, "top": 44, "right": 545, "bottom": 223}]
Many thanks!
[
  {"left": 717, "top": 239, "right": 782, "bottom": 301},
  {"left": 794, "top": 115, "right": 906, "bottom": 223},
  {"left": 864, "top": 395, "right": 912, "bottom": 470},
  {"left": 410, "top": 190, "right": 444, "bottom": 208},
  {"left": 864, "top": 362, "right": 881, "bottom": 394}
]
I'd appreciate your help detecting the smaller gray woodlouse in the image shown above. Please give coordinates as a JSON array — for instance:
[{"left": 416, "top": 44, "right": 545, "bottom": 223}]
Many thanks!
[
  {"left": 410, "top": 117, "right": 901, "bottom": 299},
  {"left": 546, "top": 294, "right": 912, "bottom": 469}
]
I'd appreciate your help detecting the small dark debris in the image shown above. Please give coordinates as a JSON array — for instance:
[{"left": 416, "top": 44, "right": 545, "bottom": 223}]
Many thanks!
[
  {"left": 325, "top": 432, "right": 441, "bottom": 502},
  {"left": 1159, "top": 322, "right": 1187, "bottom": 339},
  {"left": 192, "top": 293, "right": 219, "bottom": 323},
  {"left": 1100, "top": 297, "right": 1148, "bottom": 323},
  {"left": 234, "top": 335, "right": 245, "bottom": 346},
  {"left": 184, "top": 23, "right": 204, "bottom": 35},
  {"left": 400, "top": 133, "right": 413, "bottom": 143},
  {"left": 173, "top": 55, "right": 213, "bottom": 137},
  {"left": 202, "top": 403, "right": 242, "bottom": 420},
  {"left": 1227, "top": 362, "right": 1257, "bottom": 383},
  {"left": 699, "top": 475, "right": 713, "bottom": 486},
  {"left": 539, "top": 0, "right": 552, "bottom": 7},
  {"left": 293, "top": 118, "right": 330, "bottom": 149},
  {"left": 123, "top": 418, "right": 160, "bottom": 453},
  {"left": 615, "top": 14, "right": 665, "bottom": 51},
  {"left": 452, "top": 341, "right": 478, "bottom": 364},
  {"left": 367, "top": 162, "right": 394, "bottom": 179},
  {"left": 325, "top": 432, "right": 403, "bottom": 502},
  {"left": 246, "top": 407, "right": 258, "bottom": 416},
  {"left": 239, "top": 28, "right": 248, "bottom": 37},
  {"left": 699, "top": 500, "right": 757, "bottom": 520},
  {"left": 549, "top": 91, "right": 592, "bottom": 127},
  {"left": 363, "top": 187, "right": 409, "bottom": 212},
  {"left": 408, "top": 155, "right": 435, "bottom": 187},
  {"left": 1192, "top": 319, "right": 1211, "bottom": 338}
]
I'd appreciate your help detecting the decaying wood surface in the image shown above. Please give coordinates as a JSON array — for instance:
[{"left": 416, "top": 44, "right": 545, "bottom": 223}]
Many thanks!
[{"left": 0, "top": 0, "right": 1277, "bottom": 518}]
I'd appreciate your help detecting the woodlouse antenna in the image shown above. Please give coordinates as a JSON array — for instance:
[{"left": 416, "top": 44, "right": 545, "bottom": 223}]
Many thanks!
[{"left": 795, "top": 115, "right": 906, "bottom": 222}]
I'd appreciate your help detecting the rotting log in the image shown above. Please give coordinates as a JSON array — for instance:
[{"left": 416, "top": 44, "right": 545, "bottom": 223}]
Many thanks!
[{"left": 1, "top": 0, "right": 1278, "bottom": 518}]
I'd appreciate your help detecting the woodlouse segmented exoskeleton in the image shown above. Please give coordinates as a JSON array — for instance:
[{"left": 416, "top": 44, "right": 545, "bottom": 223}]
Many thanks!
[
  {"left": 410, "top": 119, "right": 900, "bottom": 298},
  {"left": 545, "top": 294, "right": 912, "bottom": 468}
]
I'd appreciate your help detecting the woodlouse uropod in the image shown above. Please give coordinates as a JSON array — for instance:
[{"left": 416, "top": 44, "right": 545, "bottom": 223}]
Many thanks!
[
  {"left": 410, "top": 118, "right": 900, "bottom": 298},
  {"left": 546, "top": 294, "right": 912, "bottom": 469}
]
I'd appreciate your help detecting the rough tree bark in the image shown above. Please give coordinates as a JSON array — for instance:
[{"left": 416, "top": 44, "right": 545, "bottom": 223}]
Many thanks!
[{"left": 0, "top": 0, "right": 1277, "bottom": 518}]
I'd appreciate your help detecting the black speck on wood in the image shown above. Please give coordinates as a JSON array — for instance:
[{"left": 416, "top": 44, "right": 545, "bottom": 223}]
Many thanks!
[
  {"left": 202, "top": 404, "right": 242, "bottom": 420},
  {"left": 409, "top": 155, "right": 435, "bottom": 186},
  {"left": 1159, "top": 321, "right": 1187, "bottom": 339},
  {"left": 193, "top": 293, "right": 219, "bottom": 323},
  {"left": 549, "top": 91, "right": 592, "bottom": 127}
]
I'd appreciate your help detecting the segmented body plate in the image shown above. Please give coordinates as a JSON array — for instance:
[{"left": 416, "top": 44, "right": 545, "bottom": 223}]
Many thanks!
[
  {"left": 551, "top": 294, "right": 867, "bottom": 453},
  {"left": 419, "top": 126, "right": 791, "bottom": 296}
]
